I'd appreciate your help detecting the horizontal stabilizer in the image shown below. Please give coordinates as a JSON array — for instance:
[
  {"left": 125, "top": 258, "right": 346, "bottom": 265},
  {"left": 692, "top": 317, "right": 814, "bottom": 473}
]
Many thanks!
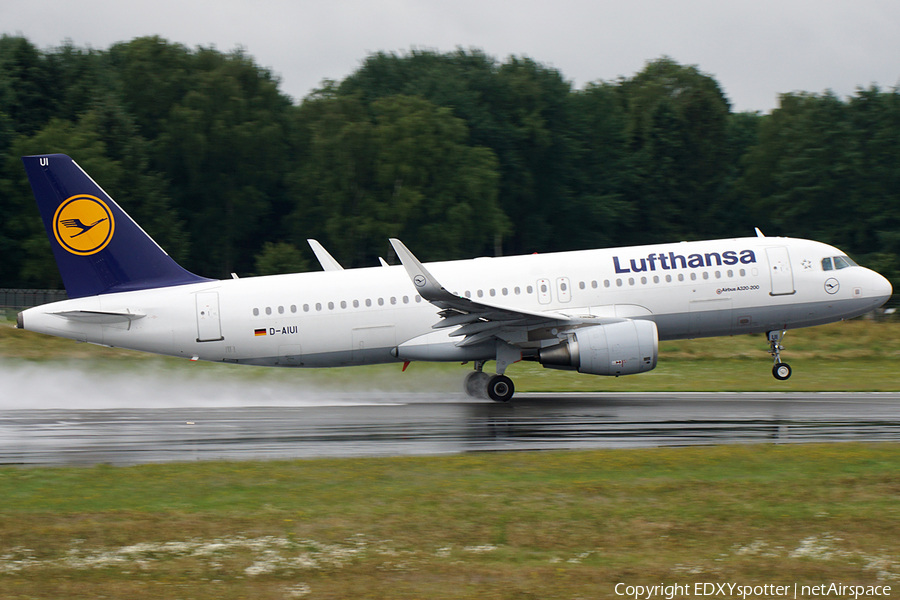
[{"left": 52, "top": 310, "right": 146, "bottom": 324}]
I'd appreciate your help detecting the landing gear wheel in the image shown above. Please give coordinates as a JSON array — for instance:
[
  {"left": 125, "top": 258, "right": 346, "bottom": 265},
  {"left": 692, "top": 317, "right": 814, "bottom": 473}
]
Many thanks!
[
  {"left": 486, "top": 375, "right": 515, "bottom": 402},
  {"left": 464, "top": 371, "right": 490, "bottom": 397},
  {"left": 767, "top": 330, "right": 792, "bottom": 381},
  {"left": 772, "top": 363, "right": 792, "bottom": 381}
]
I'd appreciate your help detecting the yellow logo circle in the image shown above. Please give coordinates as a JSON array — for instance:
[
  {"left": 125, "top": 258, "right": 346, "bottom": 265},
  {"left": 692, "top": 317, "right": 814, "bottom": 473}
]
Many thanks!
[{"left": 53, "top": 195, "right": 115, "bottom": 256}]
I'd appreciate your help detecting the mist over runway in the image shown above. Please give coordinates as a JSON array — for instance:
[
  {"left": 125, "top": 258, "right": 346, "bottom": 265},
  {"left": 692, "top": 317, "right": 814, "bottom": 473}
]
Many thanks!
[{"left": 2, "top": 361, "right": 899, "bottom": 465}]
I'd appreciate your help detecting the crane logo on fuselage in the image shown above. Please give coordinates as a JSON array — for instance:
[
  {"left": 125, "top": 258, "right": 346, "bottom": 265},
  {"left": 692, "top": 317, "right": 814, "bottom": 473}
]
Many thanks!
[
  {"left": 52, "top": 195, "right": 115, "bottom": 256},
  {"left": 613, "top": 250, "right": 757, "bottom": 274}
]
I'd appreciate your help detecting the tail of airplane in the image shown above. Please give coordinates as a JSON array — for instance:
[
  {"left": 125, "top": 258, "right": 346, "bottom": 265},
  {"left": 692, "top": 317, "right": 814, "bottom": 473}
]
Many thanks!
[{"left": 21, "top": 154, "right": 211, "bottom": 299}]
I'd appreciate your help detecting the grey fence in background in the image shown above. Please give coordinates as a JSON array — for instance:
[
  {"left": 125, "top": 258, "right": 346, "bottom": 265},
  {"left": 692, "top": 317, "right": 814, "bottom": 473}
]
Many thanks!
[{"left": 0, "top": 289, "right": 67, "bottom": 318}]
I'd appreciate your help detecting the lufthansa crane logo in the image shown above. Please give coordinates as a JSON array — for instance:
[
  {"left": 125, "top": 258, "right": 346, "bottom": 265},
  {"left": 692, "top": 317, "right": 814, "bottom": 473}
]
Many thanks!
[{"left": 53, "top": 195, "right": 115, "bottom": 255}]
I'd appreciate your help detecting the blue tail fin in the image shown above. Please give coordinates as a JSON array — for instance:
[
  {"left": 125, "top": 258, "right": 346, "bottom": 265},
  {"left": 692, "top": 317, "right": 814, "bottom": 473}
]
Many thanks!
[{"left": 22, "top": 154, "right": 211, "bottom": 298}]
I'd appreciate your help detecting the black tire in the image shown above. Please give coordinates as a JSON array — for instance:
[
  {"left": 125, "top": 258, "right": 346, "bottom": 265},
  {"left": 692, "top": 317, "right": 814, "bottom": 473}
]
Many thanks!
[
  {"left": 772, "top": 362, "right": 792, "bottom": 381},
  {"left": 464, "top": 371, "right": 490, "bottom": 397},
  {"left": 486, "top": 375, "right": 515, "bottom": 402}
]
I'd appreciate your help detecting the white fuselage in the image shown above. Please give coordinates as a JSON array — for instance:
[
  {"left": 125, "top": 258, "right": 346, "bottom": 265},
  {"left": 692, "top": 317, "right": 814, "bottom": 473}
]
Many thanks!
[{"left": 20, "top": 236, "right": 892, "bottom": 368}]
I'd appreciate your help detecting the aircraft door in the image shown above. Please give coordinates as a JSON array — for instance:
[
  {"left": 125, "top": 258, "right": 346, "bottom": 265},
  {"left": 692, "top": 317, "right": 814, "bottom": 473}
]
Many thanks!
[
  {"left": 196, "top": 292, "right": 224, "bottom": 342},
  {"left": 537, "top": 278, "right": 552, "bottom": 304},
  {"left": 556, "top": 277, "right": 572, "bottom": 303},
  {"left": 766, "top": 247, "right": 795, "bottom": 296}
]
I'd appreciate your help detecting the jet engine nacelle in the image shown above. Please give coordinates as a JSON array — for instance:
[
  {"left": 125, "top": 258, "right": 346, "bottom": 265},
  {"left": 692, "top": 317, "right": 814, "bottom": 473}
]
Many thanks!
[{"left": 539, "top": 320, "right": 658, "bottom": 376}]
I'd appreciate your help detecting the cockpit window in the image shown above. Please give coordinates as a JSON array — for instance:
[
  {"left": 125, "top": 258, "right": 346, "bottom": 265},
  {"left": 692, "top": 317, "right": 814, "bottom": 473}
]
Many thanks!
[
  {"left": 823, "top": 256, "right": 857, "bottom": 271},
  {"left": 833, "top": 256, "right": 856, "bottom": 269}
]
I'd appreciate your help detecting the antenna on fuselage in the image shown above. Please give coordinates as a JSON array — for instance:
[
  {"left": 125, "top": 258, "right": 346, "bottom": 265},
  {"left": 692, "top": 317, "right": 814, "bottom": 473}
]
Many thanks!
[{"left": 754, "top": 227, "right": 765, "bottom": 238}]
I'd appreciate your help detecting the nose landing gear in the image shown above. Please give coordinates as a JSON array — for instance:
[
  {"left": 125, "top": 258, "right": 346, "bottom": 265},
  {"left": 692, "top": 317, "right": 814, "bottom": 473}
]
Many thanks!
[{"left": 768, "top": 330, "right": 792, "bottom": 380}]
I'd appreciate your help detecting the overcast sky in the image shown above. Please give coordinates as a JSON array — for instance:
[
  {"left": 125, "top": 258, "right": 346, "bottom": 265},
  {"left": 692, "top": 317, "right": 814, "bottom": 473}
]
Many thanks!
[{"left": 3, "top": 0, "right": 899, "bottom": 113}]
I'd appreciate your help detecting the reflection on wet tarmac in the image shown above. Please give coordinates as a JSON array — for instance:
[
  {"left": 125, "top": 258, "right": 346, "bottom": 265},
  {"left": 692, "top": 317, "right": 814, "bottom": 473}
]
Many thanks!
[{"left": 2, "top": 392, "right": 899, "bottom": 465}]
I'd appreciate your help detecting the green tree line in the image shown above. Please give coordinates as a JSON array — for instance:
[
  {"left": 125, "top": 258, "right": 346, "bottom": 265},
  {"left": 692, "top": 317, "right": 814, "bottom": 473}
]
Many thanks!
[{"left": 1, "top": 35, "right": 898, "bottom": 292}]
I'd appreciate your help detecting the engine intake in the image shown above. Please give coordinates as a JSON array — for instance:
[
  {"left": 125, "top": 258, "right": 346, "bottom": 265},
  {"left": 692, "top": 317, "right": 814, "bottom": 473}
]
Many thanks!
[{"left": 539, "top": 320, "right": 658, "bottom": 376}]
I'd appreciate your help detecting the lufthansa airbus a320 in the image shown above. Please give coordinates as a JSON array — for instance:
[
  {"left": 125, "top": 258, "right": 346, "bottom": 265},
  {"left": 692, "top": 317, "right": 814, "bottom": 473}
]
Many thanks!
[{"left": 16, "top": 154, "right": 893, "bottom": 401}]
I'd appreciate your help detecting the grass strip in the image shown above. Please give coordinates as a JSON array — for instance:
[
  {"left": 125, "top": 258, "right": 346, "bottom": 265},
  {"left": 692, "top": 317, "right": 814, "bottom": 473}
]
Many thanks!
[{"left": 1, "top": 443, "right": 899, "bottom": 598}]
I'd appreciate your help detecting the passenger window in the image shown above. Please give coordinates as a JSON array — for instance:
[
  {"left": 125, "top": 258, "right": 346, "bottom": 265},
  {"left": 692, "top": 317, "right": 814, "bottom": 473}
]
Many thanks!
[
  {"left": 278, "top": 306, "right": 284, "bottom": 314},
  {"left": 628, "top": 278, "right": 635, "bottom": 286},
  {"left": 665, "top": 275, "right": 672, "bottom": 283},
  {"left": 378, "top": 298, "right": 384, "bottom": 306},
  {"left": 291, "top": 305, "right": 297, "bottom": 313},
  {"left": 604, "top": 280, "right": 610, "bottom": 288},
  {"left": 616, "top": 279, "right": 623, "bottom": 287},
  {"left": 579, "top": 281, "right": 585, "bottom": 290},
  {"left": 403, "top": 296, "right": 409, "bottom": 304},
  {"left": 340, "top": 301, "right": 347, "bottom": 309},
  {"left": 690, "top": 273, "right": 697, "bottom": 281},
  {"left": 353, "top": 300, "right": 359, "bottom": 308},
  {"left": 653, "top": 276, "right": 659, "bottom": 284},
  {"left": 514, "top": 287, "right": 521, "bottom": 295},
  {"left": 640, "top": 277, "right": 647, "bottom": 284},
  {"left": 253, "top": 308, "right": 259, "bottom": 316},
  {"left": 365, "top": 299, "right": 372, "bottom": 307},
  {"left": 328, "top": 302, "right": 334, "bottom": 310},
  {"left": 315, "top": 303, "right": 322, "bottom": 311},
  {"left": 593, "top": 281, "right": 600, "bottom": 289},
  {"left": 303, "top": 304, "right": 310, "bottom": 312},
  {"left": 527, "top": 286, "right": 534, "bottom": 294},
  {"left": 265, "top": 307, "right": 272, "bottom": 315}
]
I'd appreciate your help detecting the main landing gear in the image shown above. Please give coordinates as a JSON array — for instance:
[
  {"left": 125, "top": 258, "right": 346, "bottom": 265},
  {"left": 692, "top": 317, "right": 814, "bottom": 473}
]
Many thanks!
[
  {"left": 464, "top": 361, "right": 515, "bottom": 402},
  {"left": 768, "top": 330, "right": 792, "bottom": 380}
]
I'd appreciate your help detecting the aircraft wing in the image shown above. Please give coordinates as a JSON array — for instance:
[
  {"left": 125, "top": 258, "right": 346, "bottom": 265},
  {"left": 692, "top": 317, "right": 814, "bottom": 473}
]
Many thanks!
[
  {"left": 307, "top": 239, "right": 344, "bottom": 271},
  {"left": 389, "top": 238, "right": 623, "bottom": 348}
]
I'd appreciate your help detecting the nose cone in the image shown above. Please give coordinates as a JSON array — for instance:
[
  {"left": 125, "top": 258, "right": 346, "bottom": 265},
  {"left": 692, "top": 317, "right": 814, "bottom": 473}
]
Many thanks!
[{"left": 869, "top": 269, "right": 893, "bottom": 307}]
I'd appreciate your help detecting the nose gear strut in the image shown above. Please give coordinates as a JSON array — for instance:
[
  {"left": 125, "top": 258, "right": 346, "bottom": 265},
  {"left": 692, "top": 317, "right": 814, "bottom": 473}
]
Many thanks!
[{"left": 768, "top": 330, "right": 792, "bottom": 380}]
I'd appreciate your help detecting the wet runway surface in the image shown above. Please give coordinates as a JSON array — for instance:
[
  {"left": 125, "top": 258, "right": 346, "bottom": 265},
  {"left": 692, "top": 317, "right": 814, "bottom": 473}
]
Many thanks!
[{"left": 2, "top": 392, "right": 899, "bottom": 465}]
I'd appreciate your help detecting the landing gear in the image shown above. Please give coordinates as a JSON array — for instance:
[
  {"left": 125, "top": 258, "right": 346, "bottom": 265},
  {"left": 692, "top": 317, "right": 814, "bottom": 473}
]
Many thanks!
[
  {"left": 767, "top": 330, "right": 792, "bottom": 380},
  {"left": 464, "top": 370, "right": 491, "bottom": 397},
  {"left": 463, "top": 361, "right": 516, "bottom": 402},
  {"left": 486, "top": 375, "right": 515, "bottom": 402},
  {"left": 773, "top": 362, "right": 792, "bottom": 381}
]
